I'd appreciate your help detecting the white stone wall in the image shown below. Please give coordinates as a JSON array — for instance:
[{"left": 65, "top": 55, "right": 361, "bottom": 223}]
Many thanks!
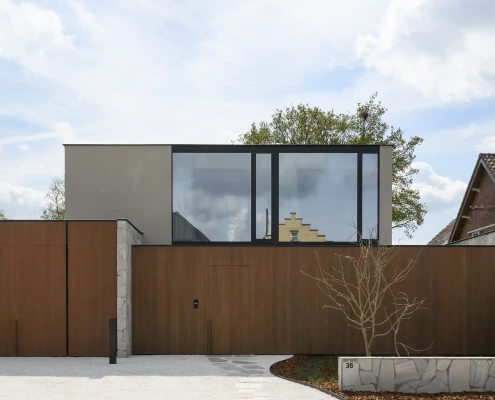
[
  {"left": 451, "top": 231, "right": 495, "bottom": 245},
  {"left": 117, "top": 220, "right": 142, "bottom": 358},
  {"left": 339, "top": 357, "right": 495, "bottom": 393}
]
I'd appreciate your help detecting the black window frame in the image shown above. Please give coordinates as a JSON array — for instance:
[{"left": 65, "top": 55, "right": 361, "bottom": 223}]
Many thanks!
[{"left": 172, "top": 144, "right": 381, "bottom": 246}]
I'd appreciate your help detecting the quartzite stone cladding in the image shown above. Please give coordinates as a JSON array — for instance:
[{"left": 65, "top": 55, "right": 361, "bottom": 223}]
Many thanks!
[
  {"left": 117, "top": 220, "right": 142, "bottom": 358},
  {"left": 339, "top": 357, "right": 495, "bottom": 394}
]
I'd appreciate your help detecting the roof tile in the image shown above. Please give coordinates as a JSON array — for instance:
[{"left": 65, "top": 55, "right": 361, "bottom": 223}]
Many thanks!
[
  {"left": 480, "top": 153, "right": 495, "bottom": 176},
  {"left": 428, "top": 219, "right": 455, "bottom": 245}
]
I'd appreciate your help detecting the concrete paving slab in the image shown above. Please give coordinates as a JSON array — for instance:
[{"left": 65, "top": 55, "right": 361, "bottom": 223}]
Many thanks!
[{"left": 0, "top": 355, "right": 339, "bottom": 399}]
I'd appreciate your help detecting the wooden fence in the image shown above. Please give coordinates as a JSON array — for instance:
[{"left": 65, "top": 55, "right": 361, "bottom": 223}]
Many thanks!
[
  {"left": 0, "top": 221, "right": 116, "bottom": 357},
  {"left": 132, "top": 245, "right": 495, "bottom": 356},
  {"left": 1, "top": 220, "right": 494, "bottom": 357}
]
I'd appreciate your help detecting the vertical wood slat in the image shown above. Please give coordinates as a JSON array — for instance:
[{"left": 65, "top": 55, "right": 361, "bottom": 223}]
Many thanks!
[
  {"left": 0, "top": 221, "right": 66, "bottom": 357},
  {"left": 13, "top": 320, "right": 17, "bottom": 357},
  {"left": 68, "top": 221, "right": 117, "bottom": 357},
  {"left": 0, "top": 246, "right": 12, "bottom": 356},
  {"left": 132, "top": 245, "right": 495, "bottom": 356},
  {"left": 10, "top": 245, "right": 66, "bottom": 357}
]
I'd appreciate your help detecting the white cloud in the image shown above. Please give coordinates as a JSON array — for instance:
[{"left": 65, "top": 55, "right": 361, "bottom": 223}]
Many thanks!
[
  {"left": 0, "top": 181, "right": 46, "bottom": 208},
  {"left": 69, "top": 1, "right": 107, "bottom": 36},
  {"left": 356, "top": 0, "right": 495, "bottom": 102},
  {"left": 475, "top": 136, "right": 495, "bottom": 153},
  {"left": 416, "top": 119, "right": 495, "bottom": 156},
  {"left": 411, "top": 161, "right": 467, "bottom": 212},
  {"left": 0, "top": 0, "right": 493, "bottom": 232},
  {"left": 18, "top": 143, "right": 30, "bottom": 151},
  {"left": 0, "top": 0, "right": 75, "bottom": 70},
  {"left": 0, "top": 121, "right": 77, "bottom": 146}
]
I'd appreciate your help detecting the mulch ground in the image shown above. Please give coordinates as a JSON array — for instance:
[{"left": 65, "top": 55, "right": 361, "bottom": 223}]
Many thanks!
[{"left": 270, "top": 355, "right": 495, "bottom": 400}]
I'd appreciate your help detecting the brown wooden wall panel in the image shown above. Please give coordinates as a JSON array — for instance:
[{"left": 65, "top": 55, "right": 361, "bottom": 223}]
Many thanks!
[
  {"left": 205, "top": 265, "right": 251, "bottom": 355},
  {"left": 0, "top": 221, "right": 65, "bottom": 245},
  {"left": 167, "top": 255, "right": 204, "bottom": 354},
  {"left": 249, "top": 248, "right": 273, "bottom": 354},
  {"left": 68, "top": 221, "right": 117, "bottom": 356},
  {"left": 133, "top": 245, "right": 495, "bottom": 356},
  {"left": 205, "top": 266, "right": 232, "bottom": 354},
  {"left": 132, "top": 247, "right": 205, "bottom": 354},
  {"left": 0, "top": 246, "right": 12, "bottom": 356},
  {"left": 132, "top": 248, "right": 164, "bottom": 354},
  {"left": 10, "top": 245, "right": 66, "bottom": 356},
  {"left": 464, "top": 247, "right": 494, "bottom": 354}
]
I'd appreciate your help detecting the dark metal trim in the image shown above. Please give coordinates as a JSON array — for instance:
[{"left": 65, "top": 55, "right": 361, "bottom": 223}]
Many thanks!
[
  {"left": 251, "top": 153, "right": 256, "bottom": 243},
  {"left": 64, "top": 143, "right": 392, "bottom": 148},
  {"left": 115, "top": 219, "right": 143, "bottom": 234},
  {"left": 377, "top": 149, "right": 381, "bottom": 242},
  {"left": 159, "top": 242, "right": 359, "bottom": 247},
  {"left": 271, "top": 152, "right": 279, "bottom": 243},
  {"left": 109, "top": 318, "right": 117, "bottom": 364},
  {"left": 172, "top": 144, "right": 381, "bottom": 153},
  {"left": 357, "top": 153, "right": 363, "bottom": 239},
  {"left": 170, "top": 151, "right": 174, "bottom": 243}
]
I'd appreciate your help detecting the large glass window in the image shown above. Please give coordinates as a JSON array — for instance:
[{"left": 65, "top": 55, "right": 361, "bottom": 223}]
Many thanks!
[
  {"left": 173, "top": 153, "right": 251, "bottom": 242},
  {"left": 279, "top": 153, "right": 358, "bottom": 242},
  {"left": 362, "top": 154, "right": 378, "bottom": 239},
  {"left": 256, "top": 154, "right": 271, "bottom": 240}
]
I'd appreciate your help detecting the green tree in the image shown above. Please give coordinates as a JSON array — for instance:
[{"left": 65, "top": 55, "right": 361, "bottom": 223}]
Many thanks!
[
  {"left": 40, "top": 176, "right": 65, "bottom": 220},
  {"left": 235, "top": 93, "right": 427, "bottom": 238},
  {"left": 0, "top": 209, "right": 7, "bottom": 220}
]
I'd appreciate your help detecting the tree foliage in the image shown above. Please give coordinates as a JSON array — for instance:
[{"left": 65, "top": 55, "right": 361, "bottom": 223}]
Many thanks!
[
  {"left": 235, "top": 93, "right": 427, "bottom": 238},
  {"left": 0, "top": 209, "right": 7, "bottom": 220},
  {"left": 40, "top": 176, "right": 65, "bottom": 220}
]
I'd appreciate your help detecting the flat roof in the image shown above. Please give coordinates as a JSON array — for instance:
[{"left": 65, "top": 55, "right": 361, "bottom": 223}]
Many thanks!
[{"left": 63, "top": 143, "right": 393, "bottom": 147}]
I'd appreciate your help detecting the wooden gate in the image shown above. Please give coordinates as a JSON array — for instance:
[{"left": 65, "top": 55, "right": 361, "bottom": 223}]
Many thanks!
[
  {"left": 205, "top": 265, "right": 251, "bottom": 355},
  {"left": 132, "top": 247, "right": 263, "bottom": 355}
]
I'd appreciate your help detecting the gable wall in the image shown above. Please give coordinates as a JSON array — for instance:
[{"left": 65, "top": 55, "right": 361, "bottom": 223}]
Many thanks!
[{"left": 459, "top": 167, "right": 495, "bottom": 240}]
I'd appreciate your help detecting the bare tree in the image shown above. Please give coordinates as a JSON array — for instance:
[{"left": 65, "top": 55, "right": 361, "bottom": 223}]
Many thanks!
[
  {"left": 300, "top": 227, "right": 434, "bottom": 356},
  {"left": 40, "top": 176, "right": 65, "bottom": 220}
]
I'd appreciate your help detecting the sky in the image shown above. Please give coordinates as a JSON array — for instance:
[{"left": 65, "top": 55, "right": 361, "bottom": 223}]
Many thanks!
[{"left": 0, "top": 0, "right": 494, "bottom": 244}]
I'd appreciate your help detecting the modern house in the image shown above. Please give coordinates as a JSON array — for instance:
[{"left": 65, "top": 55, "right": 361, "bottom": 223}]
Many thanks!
[
  {"left": 429, "top": 153, "right": 495, "bottom": 245},
  {"left": 2, "top": 144, "right": 495, "bottom": 359},
  {"left": 65, "top": 144, "right": 393, "bottom": 245}
]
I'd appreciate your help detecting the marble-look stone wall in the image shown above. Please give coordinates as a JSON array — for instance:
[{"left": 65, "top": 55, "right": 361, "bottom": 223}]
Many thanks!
[
  {"left": 117, "top": 220, "right": 142, "bottom": 358},
  {"left": 452, "top": 231, "right": 495, "bottom": 245},
  {"left": 339, "top": 357, "right": 495, "bottom": 394}
]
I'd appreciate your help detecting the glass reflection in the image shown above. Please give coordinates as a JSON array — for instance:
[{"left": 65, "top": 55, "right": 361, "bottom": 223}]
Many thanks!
[
  {"left": 278, "top": 153, "right": 358, "bottom": 242},
  {"left": 173, "top": 153, "right": 251, "bottom": 242},
  {"left": 362, "top": 154, "right": 378, "bottom": 239},
  {"left": 256, "top": 154, "right": 271, "bottom": 239}
]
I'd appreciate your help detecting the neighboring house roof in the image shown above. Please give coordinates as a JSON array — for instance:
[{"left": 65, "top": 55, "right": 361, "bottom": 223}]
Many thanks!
[
  {"left": 172, "top": 212, "right": 210, "bottom": 242},
  {"left": 427, "top": 219, "right": 455, "bottom": 245},
  {"left": 448, "top": 153, "right": 495, "bottom": 242},
  {"left": 428, "top": 153, "right": 495, "bottom": 244},
  {"left": 480, "top": 153, "right": 495, "bottom": 176}
]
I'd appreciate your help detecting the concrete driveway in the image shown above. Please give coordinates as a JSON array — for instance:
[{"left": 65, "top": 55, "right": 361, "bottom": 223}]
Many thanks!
[{"left": 0, "top": 355, "right": 339, "bottom": 399}]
